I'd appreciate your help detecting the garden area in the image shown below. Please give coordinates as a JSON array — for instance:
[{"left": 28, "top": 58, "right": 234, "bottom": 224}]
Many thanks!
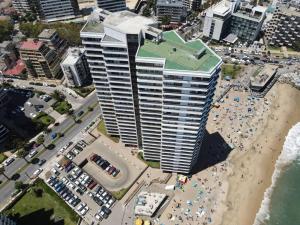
[
  {"left": 97, "top": 120, "right": 119, "bottom": 143},
  {"left": 32, "top": 112, "right": 55, "bottom": 127},
  {"left": 0, "top": 153, "right": 8, "bottom": 164},
  {"left": 111, "top": 188, "right": 129, "bottom": 200},
  {"left": 4, "top": 179, "right": 79, "bottom": 225},
  {"left": 71, "top": 86, "right": 94, "bottom": 98},
  {"left": 221, "top": 63, "right": 243, "bottom": 79},
  {"left": 137, "top": 152, "right": 160, "bottom": 169},
  {"left": 52, "top": 101, "right": 72, "bottom": 115}
]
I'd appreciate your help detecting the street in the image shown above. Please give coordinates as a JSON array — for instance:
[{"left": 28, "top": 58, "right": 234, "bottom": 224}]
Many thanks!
[{"left": 0, "top": 93, "right": 100, "bottom": 207}]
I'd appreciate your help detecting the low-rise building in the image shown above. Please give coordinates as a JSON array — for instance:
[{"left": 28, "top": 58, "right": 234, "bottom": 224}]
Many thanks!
[
  {"left": 38, "top": 29, "right": 68, "bottom": 56},
  {"left": 19, "top": 39, "right": 63, "bottom": 80},
  {"left": 0, "top": 41, "right": 18, "bottom": 72},
  {"left": 250, "top": 65, "right": 278, "bottom": 92},
  {"left": 156, "top": 0, "right": 187, "bottom": 22},
  {"left": 265, "top": 6, "right": 300, "bottom": 50},
  {"left": 61, "top": 48, "right": 91, "bottom": 87},
  {"left": 134, "top": 192, "right": 167, "bottom": 217}
]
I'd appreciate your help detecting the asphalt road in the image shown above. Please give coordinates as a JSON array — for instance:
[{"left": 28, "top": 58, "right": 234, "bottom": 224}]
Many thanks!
[{"left": 0, "top": 94, "right": 100, "bottom": 205}]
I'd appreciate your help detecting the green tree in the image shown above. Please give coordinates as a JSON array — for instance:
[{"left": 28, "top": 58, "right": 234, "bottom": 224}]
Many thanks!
[
  {"left": 88, "top": 106, "right": 93, "bottom": 111},
  {"left": 142, "top": 7, "right": 151, "bottom": 17},
  {"left": 36, "top": 135, "right": 45, "bottom": 147},
  {"left": 0, "top": 166, "right": 9, "bottom": 180},
  {"left": 15, "top": 181, "right": 25, "bottom": 190},
  {"left": 16, "top": 149, "right": 29, "bottom": 163},
  {"left": 0, "top": 20, "right": 13, "bottom": 42},
  {"left": 51, "top": 90, "right": 65, "bottom": 102},
  {"left": 161, "top": 15, "right": 171, "bottom": 25}
]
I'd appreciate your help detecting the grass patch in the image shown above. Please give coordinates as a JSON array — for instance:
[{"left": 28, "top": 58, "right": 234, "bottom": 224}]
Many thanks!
[
  {"left": 71, "top": 86, "right": 94, "bottom": 98},
  {"left": 52, "top": 101, "right": 72, "bottom": 114},
  {"left": 111, "top": 188, "right": 129, "bottom": 200},
  {"left": 33, "top": 112, "right": 55, "bottom": 126},
  {"left": 97, "top": 120, "right": 119, "bottom": 143},
  {"left": 4, "top": 179, "right": 79, "bottom": 225},
  {"left": 221, "top": 64, "right": 242, "bottom": 79},
  {"left": 0, "top": 153, "right": 8, "bottom": 163},
  {"left": 137, "top": 152, "right": 160, "bottom": 169}
]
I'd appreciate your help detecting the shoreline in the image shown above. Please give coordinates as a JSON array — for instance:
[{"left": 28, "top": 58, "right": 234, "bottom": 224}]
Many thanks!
[{"left": 221, "top": 84, "right": 300, "bottom": 225}]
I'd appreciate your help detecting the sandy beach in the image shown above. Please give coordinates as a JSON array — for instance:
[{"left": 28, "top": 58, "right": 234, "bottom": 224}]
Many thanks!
[{"left": 221, "top": 83, "right": 300, "bottom": 225}]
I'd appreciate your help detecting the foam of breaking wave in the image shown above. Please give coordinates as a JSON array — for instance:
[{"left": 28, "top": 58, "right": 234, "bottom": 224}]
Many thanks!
[{"left": 253, "top": 122, "right": 300, "bottom": 225}]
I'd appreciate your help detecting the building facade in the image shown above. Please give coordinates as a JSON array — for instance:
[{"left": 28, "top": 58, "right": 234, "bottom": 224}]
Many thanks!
[
  {"left": 156, "top": 0, "right": 187, "bottom": 23},
  {"left": 230, "top": 5, "right": 266, "bottom": 42},
  {"left": 0, "top": 41, "right": 18, "bottom": 72},
  {"left": 35, "top": 0, "right": 80, "bottom": 22},
  {"left": 0, "top": 214, "right": 16, "bottom": 225},
  {"left": 38, "top": 29, "right": 68, "bottom": 56},
  {"left": 12, "top": 0, "right": 33, "bottom": 14},
  {"left": 81, "top": 10, "right": 221, "bottom": 173},
  {"left": 265, "top": 6, "right": 300, "bottom": 50},
  {"left": 61, "top": 48, "right": 91, "bottom": 87},
  {"left": 96, "top": 0, "right": 126, "bottom": 12},
  {"left": 203, "top": 1, "right": 232, "bottom": 40},
  {"left": 19, "top": 40, "right": 62, "bottom": 79}
]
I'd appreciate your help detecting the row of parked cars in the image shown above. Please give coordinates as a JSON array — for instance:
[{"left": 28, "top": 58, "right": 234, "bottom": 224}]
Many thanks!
[
  {"left": 66, "top": 140, "right": 87, "bottom": 160},
  {"left": 90, "top": 153, "right": 120, "bottom": 177}
]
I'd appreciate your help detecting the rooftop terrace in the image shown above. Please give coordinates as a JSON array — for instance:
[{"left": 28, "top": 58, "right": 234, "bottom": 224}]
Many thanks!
[{"left": 137, "top": 31, "right": 221, "bottom": 72}]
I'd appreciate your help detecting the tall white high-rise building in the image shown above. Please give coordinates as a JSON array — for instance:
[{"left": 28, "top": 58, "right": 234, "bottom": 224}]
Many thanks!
[{"left": 81, "top": 10, "right": 222, "bottom": 173}]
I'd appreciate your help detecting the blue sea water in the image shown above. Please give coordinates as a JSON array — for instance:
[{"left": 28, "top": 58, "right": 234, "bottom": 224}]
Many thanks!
[{"left": 254, "top": 123, "right": 300, "bottom": 225}]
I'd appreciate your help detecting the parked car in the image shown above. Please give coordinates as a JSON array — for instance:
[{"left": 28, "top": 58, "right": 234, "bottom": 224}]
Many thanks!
[
  {"left": 29, "top": 150, "right": 38, "bottom": 158},
  {"left": 38, "top": 159, "right": 46, "bottom": 166},
  {"left": 3, "top": 157, "right": 15, "bottom": 166}
]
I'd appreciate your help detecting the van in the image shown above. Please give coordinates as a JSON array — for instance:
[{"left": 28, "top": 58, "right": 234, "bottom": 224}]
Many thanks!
[{"left": 29, "top": 150, "right": 38, "bottom": 158}]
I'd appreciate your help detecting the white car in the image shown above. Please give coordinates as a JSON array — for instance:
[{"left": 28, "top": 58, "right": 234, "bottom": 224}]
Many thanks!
[
  {"left": 80, "top": 206, "right": 89, "bottom": 216},
  {"left": 26, "top": 101, "right": 33, "bottom": 106},
  {"left": 95, "top": 213, "right": 102, "bottom": 221},
  {"left": 31, "top": 168, "right": 43, "bottom": 179},
  {"left": 29, "top": 150, "right": 38, "bottom": 158},
  {"left": 51, "top": 168, "right": 60, "bottom": 176},
  {"left": 77, "top": 203, "right": 86, "bottom": 211},
  {"left": 29, "top": 112, "right": 37, "bottom": 118},
  {"left": 68, "top": 182, "right": 75, "bottom": 189},
  {"left": 55, "top": 163, "right": 63, "bottom": 170},
  {"left": 3, "top": 157, "right": 15, "bottom": 166}
]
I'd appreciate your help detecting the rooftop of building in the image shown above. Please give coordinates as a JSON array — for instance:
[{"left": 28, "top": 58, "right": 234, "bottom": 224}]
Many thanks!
[
  {"left": 38, "top": 29, "right": 57, "bottom": 39},
  {"left": 0, "top": 41, "right": 13, "bottom": 50},
  {"left": 134, "top": 192, "right": 167, "bottom": 217},
  {"left": 137, "top": 31, "right": 221, "bottom": 72},
  {"left": 62, "top": 48, "right": 83, "bottom": 65},
  {"left": 81, "top": 20, "right": 105, "bottom": 33},
  {"left": 3, "top": 59, "right": 26, "bottom": 76},
  {"left": 250, "top": 65, "right": 278, "bottom": 86},
  {"left": 233, "top": 4, "right": 267, "bottom": 21},
  {"left": 20, "top": 40, "right": 43, "bottom": 50},
  {"left": 157, "top": 0, "right": 184, "bottom": 7},
  {"left": 278, "top": 5, "right": 300, "bottom": 17}
]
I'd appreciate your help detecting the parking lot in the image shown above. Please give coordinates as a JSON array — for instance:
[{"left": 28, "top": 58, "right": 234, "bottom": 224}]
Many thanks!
[
  {"left": 0, "top": 88, "right": 56, "bottom": 142},
  {"left": 73, "top": 138, "right": 145, "bottom": 192},
  {"left": 43, "top": 140, "right": 116, "bottom": 224}
]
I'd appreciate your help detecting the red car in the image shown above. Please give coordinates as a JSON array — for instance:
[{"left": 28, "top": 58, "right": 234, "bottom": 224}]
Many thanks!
[
  {"left": 108, "top": 166, "right": 115, "bottom": 175},
  {"left": 88, "top": 181, "right": 97, "bottom": 190},
  {"left": 90, "top": 154, "right": 97, "bottom": 161}
]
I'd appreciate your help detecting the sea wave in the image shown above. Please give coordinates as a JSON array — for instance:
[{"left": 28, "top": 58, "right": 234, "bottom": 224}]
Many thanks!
[{"left": 253, "top": 122, "right": 300, "bottom": 225}]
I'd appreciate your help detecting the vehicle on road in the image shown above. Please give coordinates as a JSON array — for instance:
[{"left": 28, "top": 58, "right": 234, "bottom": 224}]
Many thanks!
[
  {"left": 29, "top": 150, "right": 38, "bottom": 158},
  {"left": 3, "top": 157, "right": 15, "bottom": 166},
  {"left": 38, "top": 159, "right": 46, "bottom": 166},
  {"left": 31, "top": 168, "right": 43, "bottom": 179}
]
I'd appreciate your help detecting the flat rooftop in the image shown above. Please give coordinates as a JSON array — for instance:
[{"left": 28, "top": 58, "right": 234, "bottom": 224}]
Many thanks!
[
  {"left": 38, "top": 29, "right": 56, "bottom": 39},
  {"left": 157, "top": 0, "right": 183, "bottom": 7},
  {"left": 251, "top": 65, "right": 278, "bottom": 86},
  {"left": 20, "top": 40, "right": 43, "bottom": 50},
  {"left": 134, "top": 191, "right": 167, "bottom": 217},
  {"left": 81, "top": 20, "right": 104, "bottom": 33},
  {"left": 137, "top": 31, "right": 221, "bottom": 72}
]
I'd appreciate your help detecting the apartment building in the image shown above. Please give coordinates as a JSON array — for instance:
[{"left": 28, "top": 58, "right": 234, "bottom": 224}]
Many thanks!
[
  {"left": 265, "top": 6, "right": 300, "bottom": 50},
  {"left": 230, "top": 5, "right": 266, "bottom": 42},
  {"left": 19, "top": 40, "right": 63, "bottom": 79},
  {"left": 0, "top": 41, "right": 18, "bottom": 72},
  {"left": 96, "top": 0, "right": 126, "bottom": 12},
  {"left": 80, "top": 10, "right": 222, "bottom": 173},
  {"left": 35, "top": 0, "right": 80, "bottom": 22},
  {"left": 156, "top": 0, "right": 187, "bottom": 22},
  {"left": 38, "top": 29, "right": 68, "bottom": 56},
  {"left": 12, "top": 0, "right": 33, "bottom": 14},
  {"left": 61, "top": 48, "right": 91, "bottom": 87},
  {"left": 203, "top": 1, "right": 232, "bottom": 40}
]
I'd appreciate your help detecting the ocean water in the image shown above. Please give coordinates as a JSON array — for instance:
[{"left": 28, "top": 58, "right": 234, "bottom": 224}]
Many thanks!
[{"left": 254, "top": 122, "right": 300, "bottom": 225}]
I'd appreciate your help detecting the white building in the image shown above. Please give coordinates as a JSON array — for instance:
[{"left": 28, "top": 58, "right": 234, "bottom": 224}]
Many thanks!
[
  {"left": 61, "top": 48, "right": 91, "bottom": 87},
  {"left": 80, "top": 10, "right": 222, "bottom": 173},
  {"left": 12, "top": 0, "right": 32, "bottom": 14}
]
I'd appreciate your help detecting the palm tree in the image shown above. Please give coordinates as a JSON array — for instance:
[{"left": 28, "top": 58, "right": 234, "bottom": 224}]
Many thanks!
[
  {"left": 0, "top": 166, "right": 10, "bottom": 180},
  {"left": 16, "top": 149, "right": 29, "bottom": 163}
]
